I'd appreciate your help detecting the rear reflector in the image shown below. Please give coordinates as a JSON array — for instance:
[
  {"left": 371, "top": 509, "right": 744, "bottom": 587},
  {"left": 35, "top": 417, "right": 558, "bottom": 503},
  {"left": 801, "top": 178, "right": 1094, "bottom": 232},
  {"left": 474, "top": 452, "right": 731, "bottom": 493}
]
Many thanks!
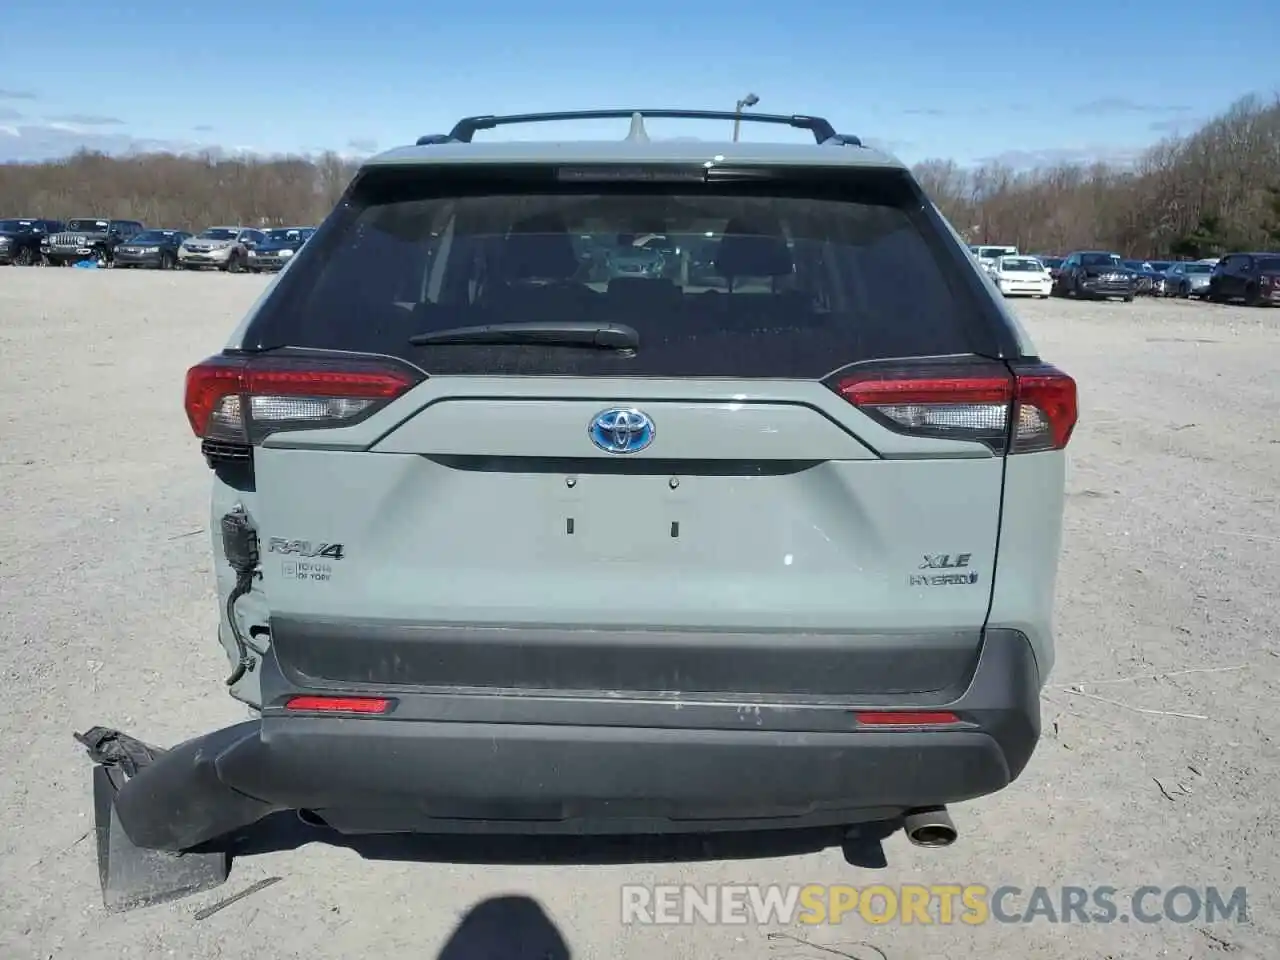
[
  {"left": 284, "top": 695, "right": 392, "bottom": 714},
  {"left": 833, "top": 360, "right": 1076, "bottom": 454},
  {"left": 855, "top": 711, "right": 961, "bottom": 726},
  {"left": 184, "top": 354, "right": 423, "bottom": 446}
]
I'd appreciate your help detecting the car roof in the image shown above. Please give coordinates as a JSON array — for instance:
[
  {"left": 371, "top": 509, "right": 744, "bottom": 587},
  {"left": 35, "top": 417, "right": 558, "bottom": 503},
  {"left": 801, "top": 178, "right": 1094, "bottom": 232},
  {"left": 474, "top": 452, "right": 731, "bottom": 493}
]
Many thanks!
[{"left": 364, "top": 138, "right": 904, "bottom": 171}]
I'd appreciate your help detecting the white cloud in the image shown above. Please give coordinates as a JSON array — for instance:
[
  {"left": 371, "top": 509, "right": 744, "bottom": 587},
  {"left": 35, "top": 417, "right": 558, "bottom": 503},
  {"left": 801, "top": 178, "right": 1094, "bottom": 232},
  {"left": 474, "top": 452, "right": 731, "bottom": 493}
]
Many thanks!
[
  {"left": 46, "top": 113, "right": 125, "bottom": 126},
  {"left": 976, "top": 143, "right": 1149, "bottom": 171},
  {"left": 0, "top": 123, "right": 204, "bottom": 162}
]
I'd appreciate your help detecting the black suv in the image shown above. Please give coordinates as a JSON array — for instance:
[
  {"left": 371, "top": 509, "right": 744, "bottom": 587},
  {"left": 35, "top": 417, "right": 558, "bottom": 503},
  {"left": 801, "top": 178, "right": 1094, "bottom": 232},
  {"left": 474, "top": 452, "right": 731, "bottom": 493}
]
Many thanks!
[
  {"left": 0, "top": 218, "right": 63, "bottom": 266},
  {"left": 1206, "top": 252, "right": 1280, "bottom": 306},
  {"left": 1052, "top": 250, "right": 1136, "bottom": 301},
  {"left": 113, "top": 229, "right": 192, "bottom": 269},
  {"left": 43, "top": 218, "right": 145, "bottom": 266}
]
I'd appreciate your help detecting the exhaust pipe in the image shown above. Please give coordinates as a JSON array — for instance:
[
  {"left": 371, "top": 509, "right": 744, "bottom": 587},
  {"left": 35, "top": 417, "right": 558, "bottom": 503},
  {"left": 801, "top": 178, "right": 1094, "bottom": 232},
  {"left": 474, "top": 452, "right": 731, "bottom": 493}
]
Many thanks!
[{"left": 902, "top": 806, "right": 957, "bottom": 848}]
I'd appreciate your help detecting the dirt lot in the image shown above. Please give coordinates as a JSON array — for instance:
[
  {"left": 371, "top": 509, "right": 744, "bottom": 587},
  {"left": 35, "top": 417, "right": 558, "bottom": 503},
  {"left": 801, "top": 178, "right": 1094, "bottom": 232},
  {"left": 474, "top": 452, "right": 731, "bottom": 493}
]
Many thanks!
[{"left": 1, "top": 270, "right": 1277, "bottom": 960}]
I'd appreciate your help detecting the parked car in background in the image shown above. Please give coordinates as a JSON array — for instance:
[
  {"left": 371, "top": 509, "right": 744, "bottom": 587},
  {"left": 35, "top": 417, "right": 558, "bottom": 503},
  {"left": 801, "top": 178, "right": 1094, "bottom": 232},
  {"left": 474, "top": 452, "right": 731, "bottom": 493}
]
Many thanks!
[
  {"left": 1035, "top": 255, "right": 1065, "bottom": 281},
  {"left": 1053, "top": 251, "right": 1136, "bottom": 301},
  {"left": 42, "top": 218, "right": 144, "bottom": 266},
  {"left": 246, "top": 226, "right": 315, "bottom": 272},
  {"left": 179, "top": 226, "right": 266, "bottom": 272},
  {"left": 0, "top": 218, "right": 62, "bottom": 266},
  {"left": 1122, "top": 260, "right": 1166, "bottom": 296},
  {"left": 1162, "top": 261, "right": 1214, "bottom": 298},
  {"left": 969, "top": 244, "right": 1019, "bottom": 272},
  {"left": 606, "top": 235, "right": 669, "bottom": 280},
  {"left": 1206, "top": 252, "right": 1280, "bottom": 306},
  {"left": 113, "top": 229, "right": 191, "bottom": 269},
  {"left": 991, "top": 255, "right": 1052, "bottom": 298}
]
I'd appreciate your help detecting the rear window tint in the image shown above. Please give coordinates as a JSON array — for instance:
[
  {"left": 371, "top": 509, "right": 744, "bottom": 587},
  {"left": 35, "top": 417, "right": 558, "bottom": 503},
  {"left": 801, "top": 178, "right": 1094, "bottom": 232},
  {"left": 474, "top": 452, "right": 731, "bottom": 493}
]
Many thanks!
[{"left": 244, "top": 165, "right": 1001, "bottom": 377}]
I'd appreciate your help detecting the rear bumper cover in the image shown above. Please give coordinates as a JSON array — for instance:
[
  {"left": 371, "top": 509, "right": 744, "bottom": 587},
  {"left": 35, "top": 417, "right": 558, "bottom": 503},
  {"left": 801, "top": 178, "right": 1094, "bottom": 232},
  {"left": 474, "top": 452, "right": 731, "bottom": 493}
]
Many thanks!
[{"left": 110, "top": 628, "right": 1042, "bottom": 852}]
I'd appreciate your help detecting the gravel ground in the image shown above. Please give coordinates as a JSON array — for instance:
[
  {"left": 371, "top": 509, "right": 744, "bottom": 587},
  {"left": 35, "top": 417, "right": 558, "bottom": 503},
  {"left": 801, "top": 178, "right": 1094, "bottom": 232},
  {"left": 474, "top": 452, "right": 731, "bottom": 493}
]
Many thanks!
[{"left": 1, "top": 270, "right": 1277, "bottom": 960}]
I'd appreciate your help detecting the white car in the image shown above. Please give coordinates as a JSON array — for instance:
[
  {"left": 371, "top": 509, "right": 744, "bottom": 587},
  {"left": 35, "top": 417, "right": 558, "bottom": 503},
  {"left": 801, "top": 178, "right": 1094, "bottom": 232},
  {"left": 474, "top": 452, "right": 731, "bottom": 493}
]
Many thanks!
[
  {"left": 992, "top": 255, "right": 1052, "bottom": 298},
  {"left": 970, "top": 244, "right": 1019, "bottom": 272}
]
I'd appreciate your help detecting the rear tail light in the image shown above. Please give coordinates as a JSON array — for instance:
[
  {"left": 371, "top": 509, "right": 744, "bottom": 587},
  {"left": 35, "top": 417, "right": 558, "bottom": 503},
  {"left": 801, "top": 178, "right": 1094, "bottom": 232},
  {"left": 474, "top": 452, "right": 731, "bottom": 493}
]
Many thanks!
[
  {"left": 833, "top": 360, "right": 1076, "bottom": 454},
  {"left": 184, "top": 354, "right": 423, "bottom": 453}
]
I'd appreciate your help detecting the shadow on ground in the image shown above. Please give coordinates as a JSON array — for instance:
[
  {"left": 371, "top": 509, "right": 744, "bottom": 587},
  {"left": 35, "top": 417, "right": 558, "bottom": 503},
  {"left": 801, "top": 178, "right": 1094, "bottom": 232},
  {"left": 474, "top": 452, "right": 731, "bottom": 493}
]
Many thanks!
[{"left": 437, "top": 895, "right": 573, "bottom": 960}]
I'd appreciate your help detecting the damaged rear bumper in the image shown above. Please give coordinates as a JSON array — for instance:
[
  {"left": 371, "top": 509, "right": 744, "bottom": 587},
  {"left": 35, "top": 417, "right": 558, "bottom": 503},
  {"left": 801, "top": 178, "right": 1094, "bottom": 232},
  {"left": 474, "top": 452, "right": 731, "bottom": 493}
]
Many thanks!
[{"left": 89, "top": 628, "right": 1042, "bottom": 853}]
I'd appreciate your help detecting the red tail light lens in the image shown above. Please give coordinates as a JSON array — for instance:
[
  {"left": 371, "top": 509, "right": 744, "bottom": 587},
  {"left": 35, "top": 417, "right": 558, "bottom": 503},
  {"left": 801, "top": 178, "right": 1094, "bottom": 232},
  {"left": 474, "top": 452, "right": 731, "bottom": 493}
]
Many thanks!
[
  {"left": 284, "top": 695, "right": 392, "bottom": 714},
  {"left": 1009, "top": 362, "right": 1077, "bottom": 452},
  {"left": 855, "top": 710, "right": 961, "bottom": 726},
  {"left": 184, "top": 354, "right": 423, "bottom": 445},
  {"left": 833, "top": 360, "right": 1076, "bottom": 454}
]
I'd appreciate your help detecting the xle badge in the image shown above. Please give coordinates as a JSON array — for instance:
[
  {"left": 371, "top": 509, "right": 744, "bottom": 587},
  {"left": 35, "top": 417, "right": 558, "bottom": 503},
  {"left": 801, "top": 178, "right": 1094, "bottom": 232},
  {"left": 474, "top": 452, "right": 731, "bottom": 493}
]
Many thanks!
[
  {"left": 920, "top": 553, "right": 971, "bottom": 570},
  {"left": 912, "top": 552, "right": 978, "bottom": 587}
]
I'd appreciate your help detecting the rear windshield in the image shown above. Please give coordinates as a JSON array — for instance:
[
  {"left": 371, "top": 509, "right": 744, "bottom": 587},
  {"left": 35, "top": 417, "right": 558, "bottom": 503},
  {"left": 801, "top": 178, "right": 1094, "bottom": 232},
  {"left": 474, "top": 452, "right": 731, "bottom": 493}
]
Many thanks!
[
  {"left": 1000, "top": 258, "right": 1042, "bottom": 271},
  {"left": 1256, "top": 256, "right": 1280, "bottom": 272},
  {"left": 131, "top": 231, "right": 174, "bottom": 243},
  {"left": 1081, "top": 253, "right": 1121, "bottom": 267},
  {"left": 243, "top": 165, "right": 1001, "bottom": 378},
  {"left": 68, "top": 219, "right": 109, "bottom": 231}
]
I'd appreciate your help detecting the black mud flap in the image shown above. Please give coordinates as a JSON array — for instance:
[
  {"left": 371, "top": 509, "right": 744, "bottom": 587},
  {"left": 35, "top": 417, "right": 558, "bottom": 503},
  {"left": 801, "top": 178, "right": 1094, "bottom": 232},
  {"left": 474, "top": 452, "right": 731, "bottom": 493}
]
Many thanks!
[{"left": 79, "top": 728, "right": 231, "bottom": 912}]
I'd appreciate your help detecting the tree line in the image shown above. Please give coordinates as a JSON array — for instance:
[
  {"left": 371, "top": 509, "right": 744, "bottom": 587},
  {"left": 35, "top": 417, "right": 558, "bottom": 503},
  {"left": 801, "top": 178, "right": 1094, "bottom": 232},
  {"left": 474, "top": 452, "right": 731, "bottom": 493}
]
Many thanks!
[{"left": 1, "top": 94, "right": 1277, "bottom": 258}]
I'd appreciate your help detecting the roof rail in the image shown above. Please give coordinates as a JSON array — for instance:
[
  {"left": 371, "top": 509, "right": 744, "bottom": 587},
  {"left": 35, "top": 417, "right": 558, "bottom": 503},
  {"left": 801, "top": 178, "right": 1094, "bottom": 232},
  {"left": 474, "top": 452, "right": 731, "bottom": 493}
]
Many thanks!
[{"left": 436, "top": 109, "right": 842, "bottom": 144}]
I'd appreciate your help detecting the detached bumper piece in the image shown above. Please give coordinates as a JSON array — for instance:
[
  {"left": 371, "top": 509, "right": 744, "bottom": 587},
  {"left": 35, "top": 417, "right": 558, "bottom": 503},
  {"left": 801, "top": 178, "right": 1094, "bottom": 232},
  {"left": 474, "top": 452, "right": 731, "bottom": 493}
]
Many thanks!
[{"left": 76, "top": 727, "right": 230, "bottom": 911}]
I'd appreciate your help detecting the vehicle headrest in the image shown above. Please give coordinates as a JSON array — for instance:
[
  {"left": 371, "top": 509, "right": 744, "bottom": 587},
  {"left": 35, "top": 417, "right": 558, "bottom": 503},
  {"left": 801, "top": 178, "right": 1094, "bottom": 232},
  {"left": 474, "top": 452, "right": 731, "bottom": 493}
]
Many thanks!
[
  {"left": 714, "top": 217, "right": 794, "bottom": 278},
  {"left": 502, "top": 212, "right": 579, "bottom": 281}
]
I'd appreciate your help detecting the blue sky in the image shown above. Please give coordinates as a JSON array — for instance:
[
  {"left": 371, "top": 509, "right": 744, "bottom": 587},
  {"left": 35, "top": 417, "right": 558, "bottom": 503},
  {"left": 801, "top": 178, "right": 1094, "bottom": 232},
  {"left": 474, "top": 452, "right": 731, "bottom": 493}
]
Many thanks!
[{"left": 0, "top": 0, "right": 1274, "bottom": 167}]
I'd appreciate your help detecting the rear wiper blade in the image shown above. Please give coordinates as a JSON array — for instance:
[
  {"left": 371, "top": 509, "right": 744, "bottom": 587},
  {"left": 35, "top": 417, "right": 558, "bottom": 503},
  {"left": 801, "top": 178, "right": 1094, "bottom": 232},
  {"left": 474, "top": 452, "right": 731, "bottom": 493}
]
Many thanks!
[{"left": 409, "top": 321, "right": 639, "bottom": 349}]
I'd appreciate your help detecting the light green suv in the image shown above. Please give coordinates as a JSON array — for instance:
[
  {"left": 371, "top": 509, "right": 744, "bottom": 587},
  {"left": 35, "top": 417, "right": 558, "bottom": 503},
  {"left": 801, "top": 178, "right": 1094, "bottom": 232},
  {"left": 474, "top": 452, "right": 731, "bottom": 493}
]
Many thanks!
[{"left": 87, "top": 109, "right": 1078, "bottom": 903}]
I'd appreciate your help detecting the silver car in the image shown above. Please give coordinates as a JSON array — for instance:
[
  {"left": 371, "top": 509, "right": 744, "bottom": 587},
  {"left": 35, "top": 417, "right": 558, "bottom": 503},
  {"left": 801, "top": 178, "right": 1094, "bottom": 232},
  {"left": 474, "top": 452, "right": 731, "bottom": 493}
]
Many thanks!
[
  {"left": 86, "top": 108, "right": 1078, "bottom": 904},
  {"left": 1163, "top": 260, "right": 1215, "bottom": 298},
  {"left": 178, "top": 226, "right": 266, "bottom": 272}
]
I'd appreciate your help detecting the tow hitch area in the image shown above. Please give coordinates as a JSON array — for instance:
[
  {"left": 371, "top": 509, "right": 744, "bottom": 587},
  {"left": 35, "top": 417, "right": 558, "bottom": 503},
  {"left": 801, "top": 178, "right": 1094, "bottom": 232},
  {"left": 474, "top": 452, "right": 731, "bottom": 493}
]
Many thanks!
[{"left": 76, "top": 727, "right": 231, "bottom": 912}]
